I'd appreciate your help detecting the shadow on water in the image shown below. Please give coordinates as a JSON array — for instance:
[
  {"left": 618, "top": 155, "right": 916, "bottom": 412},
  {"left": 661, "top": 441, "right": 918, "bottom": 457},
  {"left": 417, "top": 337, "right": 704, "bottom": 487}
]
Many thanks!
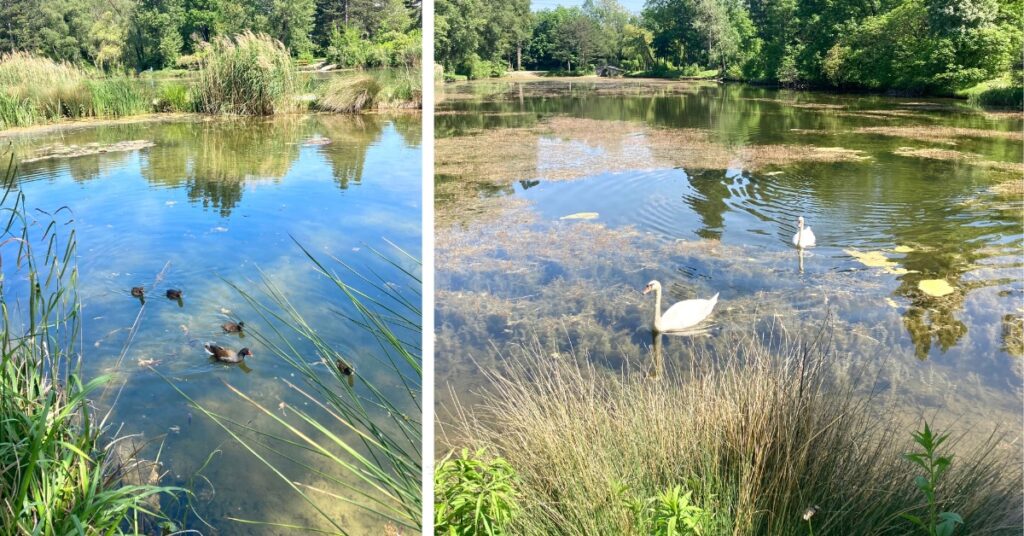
[{"left": 435, "top": 80, "right": 1022, "bottom": 433}]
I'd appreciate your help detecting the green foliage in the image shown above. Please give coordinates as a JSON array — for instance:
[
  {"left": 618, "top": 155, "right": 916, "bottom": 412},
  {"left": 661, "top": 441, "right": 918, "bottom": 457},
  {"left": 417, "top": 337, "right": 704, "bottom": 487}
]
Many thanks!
[
  {"left": 193, "top": 31, "right": 295, "bottom": 115},
  {"left": 434, "top": 448, "right": 520, "bottom": 535},
  {"left": 624, "top": 484, "right": 709, "bottom": 535},
  {"left": 326, "top": 26, "right": 422, "bottom": 69},
  {"left": 902, "top": 422, "right": 964, "bottom": 536},
  {"left": 0, "top": 0, "right": 420, "bottom": 74},
  {"left": 0, "top": 153, "right": 178, "bottom": 533},
  {"left": 154, "top": 82, "right": 191, "bottom": 112},
  {"left": 436, "top": 0, "right": 1022, "bottom": 96}
]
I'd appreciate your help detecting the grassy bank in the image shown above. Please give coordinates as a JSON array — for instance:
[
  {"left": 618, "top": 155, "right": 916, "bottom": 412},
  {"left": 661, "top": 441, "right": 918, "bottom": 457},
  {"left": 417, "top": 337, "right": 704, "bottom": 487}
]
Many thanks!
[
  {"left": 0, "top": 36, "right": 421, "bottom": 130},
  {"left": 957, "top": 74, "right": 1023, "bottom": 109},
  {"left": 438, "top": 328, "right": 1022, "bottom": 534},
  {"left": 0, "top": 154, "right": 175, "bottom": 533}
]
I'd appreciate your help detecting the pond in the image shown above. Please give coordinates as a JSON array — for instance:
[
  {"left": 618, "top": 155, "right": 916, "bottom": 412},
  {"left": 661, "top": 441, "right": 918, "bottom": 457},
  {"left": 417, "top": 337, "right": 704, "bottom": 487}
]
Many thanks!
[
  {"left": 4, "top": 114, "right": 422, "bottom": 534},
  {"left": 435, "top": 79, "right": 1022, "bottom": 433}
]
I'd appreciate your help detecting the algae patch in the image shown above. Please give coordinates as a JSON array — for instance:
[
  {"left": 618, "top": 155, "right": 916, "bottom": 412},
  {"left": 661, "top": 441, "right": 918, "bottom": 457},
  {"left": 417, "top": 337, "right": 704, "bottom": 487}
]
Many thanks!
[
  {"left": 918, "top": 279, "right": 955, "bottom": 297},
  {"left": 845, "top": 249, "right": 911, "bottom": 275}
]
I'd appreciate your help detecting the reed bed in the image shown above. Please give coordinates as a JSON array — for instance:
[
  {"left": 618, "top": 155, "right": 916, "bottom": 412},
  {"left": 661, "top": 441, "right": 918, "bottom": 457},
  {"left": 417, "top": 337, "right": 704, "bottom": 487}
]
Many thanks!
[
  {"left": 315, "top": 70, "right": 422, "bottom": 113},
  {"left": 443, "top": 325, "right": 1022, "bottom": 535},
  {"left": 0, "top": 154, "right": 176, "bottom": 533},
  {"left": 0, "top": 52, "right": 151, "bottom": 128},
  {"left": 193, "top": 31, "right": 296, "bottom": 115}
]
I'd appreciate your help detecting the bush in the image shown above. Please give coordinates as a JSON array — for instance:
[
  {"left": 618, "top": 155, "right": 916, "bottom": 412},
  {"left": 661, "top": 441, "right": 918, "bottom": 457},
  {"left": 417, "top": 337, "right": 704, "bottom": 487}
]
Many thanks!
[
  {"left": 193, "top": 31, "right": 295, "bottom": 115},
  {"left": 435, "top": 448, "right": 519, "bottom": 535},
  {"left": 153, "top": 82, "right": 191, "bottom": 112}
]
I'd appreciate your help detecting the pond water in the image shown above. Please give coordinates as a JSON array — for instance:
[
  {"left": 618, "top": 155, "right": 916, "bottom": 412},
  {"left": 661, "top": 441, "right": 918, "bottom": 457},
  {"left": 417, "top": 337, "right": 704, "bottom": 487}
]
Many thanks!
[
  {"left": 4, "top": 114, "right": 421, "bottom": 534},
  {"left": 435, "top": 79, "right": 1022, "bottom": 433}
]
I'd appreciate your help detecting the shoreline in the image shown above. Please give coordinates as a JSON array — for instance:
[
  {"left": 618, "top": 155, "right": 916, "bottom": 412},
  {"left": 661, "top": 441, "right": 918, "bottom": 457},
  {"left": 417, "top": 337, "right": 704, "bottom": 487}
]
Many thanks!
[
  {"left": 442, "top": 74, "right": 1023, "bottom": 113},
  {"left": 0, "top": 108, "right": 423, "bottom": 139}
]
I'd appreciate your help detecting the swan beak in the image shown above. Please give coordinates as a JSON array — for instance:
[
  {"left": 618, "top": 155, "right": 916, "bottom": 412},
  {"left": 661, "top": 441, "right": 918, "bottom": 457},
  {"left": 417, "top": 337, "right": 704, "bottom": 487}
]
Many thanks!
[{"left": 642, "top": 285, "right": 652, "bottom": 294}]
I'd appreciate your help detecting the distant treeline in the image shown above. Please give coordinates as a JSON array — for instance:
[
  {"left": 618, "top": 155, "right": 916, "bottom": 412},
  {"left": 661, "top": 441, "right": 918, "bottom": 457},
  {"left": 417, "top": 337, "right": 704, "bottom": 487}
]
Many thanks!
[
  {"left": 0, "top": 0, "right": 422, "bottom": 71},
  {"left": 436, "top": 0, "right": 1022, "bottom": 96}
]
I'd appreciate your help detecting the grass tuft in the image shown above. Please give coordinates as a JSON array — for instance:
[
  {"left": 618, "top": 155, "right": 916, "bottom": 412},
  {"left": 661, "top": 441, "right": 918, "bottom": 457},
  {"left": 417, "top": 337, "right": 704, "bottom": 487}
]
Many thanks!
[{"left": 442, "top": 325, "right": 1022, "bottom": 534}]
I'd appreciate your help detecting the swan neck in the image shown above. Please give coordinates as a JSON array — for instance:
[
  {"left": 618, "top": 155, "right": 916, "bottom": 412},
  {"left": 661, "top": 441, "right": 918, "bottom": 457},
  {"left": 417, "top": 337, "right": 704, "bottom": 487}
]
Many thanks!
[{"left": 653, "top": 286, "right": 662, "bottom": 332}]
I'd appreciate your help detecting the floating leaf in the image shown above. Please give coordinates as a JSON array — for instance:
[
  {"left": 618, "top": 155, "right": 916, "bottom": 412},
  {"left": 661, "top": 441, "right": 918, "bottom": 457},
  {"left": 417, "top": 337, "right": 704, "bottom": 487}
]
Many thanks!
[
  {"left": 560, "top": 212, "right": 599, "bottom": 220},
  {"left": 919, "top": 279, "right": 955, "bottom": 297},
  {"left": 844, "top": 249, "right": 910, "bottom": 275},
  {"left": 893, "top": 245, "right": 914, "bottom": 253}
]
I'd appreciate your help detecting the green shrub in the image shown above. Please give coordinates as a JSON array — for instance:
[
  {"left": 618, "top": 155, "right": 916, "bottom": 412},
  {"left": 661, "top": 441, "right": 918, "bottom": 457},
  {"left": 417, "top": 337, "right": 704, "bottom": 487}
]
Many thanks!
[
  {"left": 193, "top": 31, "right": 296, "bottom": 115},
  {"left": 902, "top": 422, "right": 963, "bottom": 536},
  {"left": 435, "top": 448, "right": 519, "bottom": 535},
  {"left": 154, "top": 82, "right": 191, "bottom": 112}
]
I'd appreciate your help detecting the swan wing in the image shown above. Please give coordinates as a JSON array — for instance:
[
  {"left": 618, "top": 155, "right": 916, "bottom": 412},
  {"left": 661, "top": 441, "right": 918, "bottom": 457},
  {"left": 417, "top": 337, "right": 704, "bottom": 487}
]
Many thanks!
[
  {"left": 661, "top": 293, "right": 718, "bottom": 331},
  {"left": 793, "top": 227, "right": 816, "bottom": 248}
]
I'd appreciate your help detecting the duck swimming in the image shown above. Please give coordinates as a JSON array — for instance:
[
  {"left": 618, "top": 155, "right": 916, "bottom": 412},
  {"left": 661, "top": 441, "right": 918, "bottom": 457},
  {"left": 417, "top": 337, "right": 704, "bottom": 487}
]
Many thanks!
[
  {"left": 336, "top": 358, "right": 355, "bottom": 387},
  {"left": 203, "top": 343, "right": 252, "bottom": 363},
  {"left": 166, "top": 289, "right": 183, "bottom": 300},
  {"left": 130, "top": 287, "right": 145, "bottom": 297},
  {"left": 221, "top": 321, "right": 244, "bottom": 333}
]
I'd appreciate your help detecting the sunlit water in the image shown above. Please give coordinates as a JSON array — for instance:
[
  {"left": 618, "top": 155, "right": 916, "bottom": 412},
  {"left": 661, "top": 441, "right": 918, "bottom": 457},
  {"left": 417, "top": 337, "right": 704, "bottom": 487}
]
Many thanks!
[
  {"left": 4, "top": 114, "right": 421, "bottom": 534},
  {"left": 435, "top": 79, "right": 1022, "bottom": 432}
]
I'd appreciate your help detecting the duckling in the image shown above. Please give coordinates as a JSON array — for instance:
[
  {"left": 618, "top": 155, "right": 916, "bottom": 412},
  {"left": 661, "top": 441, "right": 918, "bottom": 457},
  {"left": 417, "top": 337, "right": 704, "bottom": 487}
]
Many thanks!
[
  {"left": 336, "top": 358, "right": 355, "bottom": 387},
  {"left": 203, "top": 343, "right": 252, "bottom": 364},
  {"left": 130, "top": 287, "right": 145, "bottom": 298},
  {"left": 166, "top": 289, "right": 182, "bottom": 300},
  {"left": 221, "top": 321, "right": 244, "bottom": 333}
]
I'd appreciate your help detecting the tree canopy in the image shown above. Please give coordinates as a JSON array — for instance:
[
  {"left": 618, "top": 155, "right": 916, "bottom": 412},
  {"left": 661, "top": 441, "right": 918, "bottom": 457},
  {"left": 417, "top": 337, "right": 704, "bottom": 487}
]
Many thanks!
[
  {"left": 435, "top": 0, "right": 1022, "bottom": 94},
  {"left": 0, "top": 0, "right": 421, "bottom": 71}
]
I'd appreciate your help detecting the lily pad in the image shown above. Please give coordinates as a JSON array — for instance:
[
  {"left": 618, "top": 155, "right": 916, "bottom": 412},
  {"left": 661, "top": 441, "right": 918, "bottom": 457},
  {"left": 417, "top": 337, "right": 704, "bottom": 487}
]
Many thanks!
[
  {"left": 560, "top": 212, "right": 599, "bottom": 220},
  {"left": 918, "top": 279, "right": 955, "bottom": 297}
]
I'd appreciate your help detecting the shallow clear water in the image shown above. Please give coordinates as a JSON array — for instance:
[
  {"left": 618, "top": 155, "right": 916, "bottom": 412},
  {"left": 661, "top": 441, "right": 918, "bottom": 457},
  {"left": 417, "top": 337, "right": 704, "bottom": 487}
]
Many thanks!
[
  {"left": 436, "top": 80, "right": 1022, "bottom": 428},
  {"left": 5, "top": 114, "right": 421, "bottom": 533}
]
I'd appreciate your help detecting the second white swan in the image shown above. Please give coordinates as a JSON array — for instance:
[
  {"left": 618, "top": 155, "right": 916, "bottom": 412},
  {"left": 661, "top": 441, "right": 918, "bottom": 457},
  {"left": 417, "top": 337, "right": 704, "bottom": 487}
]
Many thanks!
[
  {"left": 792, "top": 216, "right": 816, "bottom": 248},
  {"left": 642, "top": 280, "right": 718, "bottom": 333}
]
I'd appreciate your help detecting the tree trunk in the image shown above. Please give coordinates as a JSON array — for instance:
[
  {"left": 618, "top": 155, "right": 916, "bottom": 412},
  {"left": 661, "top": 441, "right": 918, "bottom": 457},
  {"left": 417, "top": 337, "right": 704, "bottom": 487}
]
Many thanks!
[{"left": 516, "top": 43, "right": 522, "bottom": 71}]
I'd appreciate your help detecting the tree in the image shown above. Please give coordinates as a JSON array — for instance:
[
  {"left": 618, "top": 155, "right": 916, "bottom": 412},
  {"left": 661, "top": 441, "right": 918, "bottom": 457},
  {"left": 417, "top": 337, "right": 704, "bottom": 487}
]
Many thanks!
[{"left": 270, "top": 0, "right": 316, "bottom": 57}]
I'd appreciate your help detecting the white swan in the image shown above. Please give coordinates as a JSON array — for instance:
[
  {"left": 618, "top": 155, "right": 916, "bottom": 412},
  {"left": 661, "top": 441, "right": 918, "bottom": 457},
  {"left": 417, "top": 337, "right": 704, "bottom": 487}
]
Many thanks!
[
  {"left": 792, "top": 216, "right": 816, "bottom": 249},
  {"left": 642, "top": 281, "right": 718, "bottom": 333}
]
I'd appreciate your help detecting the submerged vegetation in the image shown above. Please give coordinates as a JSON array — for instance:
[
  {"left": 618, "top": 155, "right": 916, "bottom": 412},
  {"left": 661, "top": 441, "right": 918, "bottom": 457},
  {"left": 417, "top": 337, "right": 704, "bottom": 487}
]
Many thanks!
[
  {"left": 439, "top": 328, "right": 1022, "bottom": 534},
  {"left": 0, "top": 154, "right": 176, "bottom": 532},
  {"left": 171, "top": 242, "right": 423, "bottom": 532}
]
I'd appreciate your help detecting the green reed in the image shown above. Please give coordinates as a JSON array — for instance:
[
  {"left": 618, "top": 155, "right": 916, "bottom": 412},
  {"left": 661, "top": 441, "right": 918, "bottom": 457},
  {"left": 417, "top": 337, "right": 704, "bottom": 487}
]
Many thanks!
[
  {"left": 193, "top": 31, "right": 296, "bottom": 115},
  {"left": 0, "top": 153, "right": 177, "bottom": 533},
  {"left": 444, "top": 324, "right": 1022, "bottom": 535},
  {"left": 168, "top": 239, "right": 421, "bottom": 533}
]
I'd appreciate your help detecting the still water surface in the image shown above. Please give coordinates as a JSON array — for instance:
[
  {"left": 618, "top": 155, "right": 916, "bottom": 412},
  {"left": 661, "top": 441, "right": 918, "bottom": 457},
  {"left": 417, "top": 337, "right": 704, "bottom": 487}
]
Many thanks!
[
  {"left": 436, "top": 79, "right": 1022, "bottom": 430},
  {"left": 6, "top": 114, "right": 421, "bottom": 533}
]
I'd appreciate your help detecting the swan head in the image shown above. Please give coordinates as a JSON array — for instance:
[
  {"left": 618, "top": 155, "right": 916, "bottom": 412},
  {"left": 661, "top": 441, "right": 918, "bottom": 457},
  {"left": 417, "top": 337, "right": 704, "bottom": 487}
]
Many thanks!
[
  {"left": 797, "top": 216, "right": 805, "bottom": 228},
  {"left": 642, "top": 280, "right": 661, "bottom": 295}
]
